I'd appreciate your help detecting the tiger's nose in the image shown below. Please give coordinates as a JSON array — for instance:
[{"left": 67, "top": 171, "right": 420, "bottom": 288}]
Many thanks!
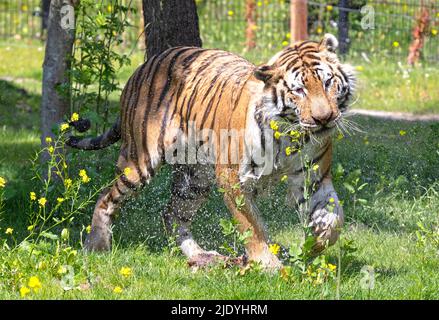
[{"left": 311, "top": 100, "right": 333, "bottom": 125}]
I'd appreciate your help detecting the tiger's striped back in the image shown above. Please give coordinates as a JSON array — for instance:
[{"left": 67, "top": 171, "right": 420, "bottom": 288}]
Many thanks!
[{"left": 118, "top": 47, "right": 257, "bottom": 180}]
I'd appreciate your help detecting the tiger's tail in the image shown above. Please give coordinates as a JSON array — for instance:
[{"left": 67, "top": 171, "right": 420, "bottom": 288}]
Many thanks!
[{"left": 66, "top": 117, "right": 121, "bottom": 150}]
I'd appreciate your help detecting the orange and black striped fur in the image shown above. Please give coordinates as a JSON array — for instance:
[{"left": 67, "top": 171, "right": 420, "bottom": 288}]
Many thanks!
[{"left": 68, "top": 34, "right": 355, "bottom": 269}]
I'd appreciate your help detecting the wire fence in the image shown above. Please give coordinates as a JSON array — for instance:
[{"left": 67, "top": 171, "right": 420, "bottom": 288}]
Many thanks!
[{"left": 0, "top": 0, "right": 438, "bottom": 63}]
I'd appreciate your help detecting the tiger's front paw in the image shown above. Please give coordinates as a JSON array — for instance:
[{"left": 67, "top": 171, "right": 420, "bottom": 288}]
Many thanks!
[{"left": 309, "top": 193, "right": 344, "bottom": 253}]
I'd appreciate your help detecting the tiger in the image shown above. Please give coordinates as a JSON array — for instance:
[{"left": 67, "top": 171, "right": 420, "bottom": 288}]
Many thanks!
[{"left": 67, "top": 33, "right": 355, "bottom": 269}]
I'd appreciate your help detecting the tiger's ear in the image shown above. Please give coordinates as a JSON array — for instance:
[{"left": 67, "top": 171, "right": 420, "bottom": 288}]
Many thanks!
[
  {"left": 319, "top": 33, "right": 339, "bottom": 53},
  {"left": 254, "top": 64, "right": 276, "bottom": 82}
]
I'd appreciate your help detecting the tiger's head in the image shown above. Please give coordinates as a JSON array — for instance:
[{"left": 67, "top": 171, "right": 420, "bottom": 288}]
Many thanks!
[{"left": 254, "top": 34, "right": 356, "bottom": 134}]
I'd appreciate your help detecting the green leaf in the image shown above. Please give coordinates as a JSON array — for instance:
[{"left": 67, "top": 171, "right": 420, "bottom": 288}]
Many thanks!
[
  {"left": 235, "top": 194, "right": 245, "bottom": 210},
  {"left": 40, "top": 231, "right": 59, "bottom": 240},
  {"left": 343, "top": 182, "right": 355, "bottom": 194}
]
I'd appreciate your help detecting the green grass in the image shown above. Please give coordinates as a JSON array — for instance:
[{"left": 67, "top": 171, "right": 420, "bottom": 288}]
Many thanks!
[{"left": 0, "top": 41, "right": 438, "bottom": 300}]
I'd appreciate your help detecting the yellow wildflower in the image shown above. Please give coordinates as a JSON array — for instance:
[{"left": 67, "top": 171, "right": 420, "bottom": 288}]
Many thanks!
[
  {"left": 312, "top": 164, "right": 319, "bottom": 171},
  {"left": 123, "top": 167, "right": 132, "bottom": 176},
  {"left": 392, "top": 41, "right": 400, "bottom": 48},
  {"left": 289, "top": 130, "right": 300, "bottom": 138},
  {"left": 113, "top": 286, "right": 123, "bottom": 293},
  {"left": 38, "top": 197, "right": 47, "bottom": 207},
  {"left": 60, "top": 123, "right": 70, "bottom": 132},
  {"left": 285, "top": 147, "right": 292, "bottom": 156},
  {"left": 5, "top": 228, "right": 13, "bottom": 235},
  {"left": 119, "top": 267, "right": 132, "bottom": 278},
  {"left": 64, "top": 178, "right": 72, "bottom": 188},
  {"left": 274, "top": 131, "right": 282, "bottom": 140},
  {"left": 286, "top": 32, "right": 291, "bottom": 39},
  {"left": 45, "top": 136, "right": 52, "bottom": 143},
  {"left": 0, "top": 176, "right": 6, "bottom": 188},
  {"left": 326, "top": 5, "right": 333, "bottom": 11},
  {"left": 20, "top": 286, "right": 31, "bottom": 298},
  {"left": 329, "top": 197, "right": 335, "bottom": 204},
  {"left": 29, "top": 192, "right": 36, "bottom": 201},
  {"left": 257, "top": 1, "right": 262, "bottom": 7},
  {"left": 28, "top": 276, "right": 42, "bottom": 292},
  {"left": 355, "top": 65, "right": 364, "bottom": 72},
  {"left": 269, "top": 243, "right": 281, "bottom": 255},
  {"left": 71, "top": 113, "right": 79, "bottom": 122},
  {"left": 79, "top": 170, "right": 91, "bottom": 183},
  {"left": 336, "top": 133, "right": 344, "bottom": 140},
  {"left": 27, "top": 225, "right": 34, "bottom": 231},
  {"left": 269, "top": 120, "right": 279, "bottom": 131},
  {"left": 48, "top": 146, "right": 54, "bottom": 154},
  {"left": 228, "top": 10, "right": 234, "bottom": 16},
  {"left": 327, "top": 263, "right": 337, "bottom": 272},
  {"left": 86, "top": 225, "right": 91, "bottom": 234},
  {"left": 281, "top": 175, "right": 288, "bottom": 183},
  {"left": 399, "top": 130, "right": 407, "bottom": 136},
  {"left": 316, "top": 27, "right": 323, "bottom": 34},
  {"left": 57, "top": 197, "right": 65, "bottom": 203},
  {"left": 282, "top": 40, "right": 289, "bottom": 47}
]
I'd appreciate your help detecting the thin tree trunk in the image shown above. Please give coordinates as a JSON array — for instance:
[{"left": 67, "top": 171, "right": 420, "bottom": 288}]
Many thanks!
[
  {"left": 41, "top": 0, "right": 78, "bottom": 161},
  {"left": 143, "top": 0, "right": 202, "bottom": 58}
]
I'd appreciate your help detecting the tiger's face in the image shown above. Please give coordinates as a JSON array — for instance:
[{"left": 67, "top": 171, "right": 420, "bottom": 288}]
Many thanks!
[{"left": 255, "top": 34, "right": 356, "bottom": 134}]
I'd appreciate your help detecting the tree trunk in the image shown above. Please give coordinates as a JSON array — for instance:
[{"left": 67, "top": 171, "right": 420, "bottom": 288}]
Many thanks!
[
  {"left": 290, "top": 0, "right": 308, "bottom": 42},
  {"left": 41, "top": 0, "right": 78, "bottom": 159},
  {"left": 41, "top": 0, "right": 51, "bottom": 35},
  {"left": 143, "top": 0, "right": 202, "bottom": 58}
]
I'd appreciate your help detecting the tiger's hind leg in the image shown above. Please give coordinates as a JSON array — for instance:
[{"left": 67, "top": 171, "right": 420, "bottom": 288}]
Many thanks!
[
  {"left": 163, "top": 164, "right": 240, "bottom": 267},
  {"left": 85, "top": 155, "right": 152, "bottom": 252}
]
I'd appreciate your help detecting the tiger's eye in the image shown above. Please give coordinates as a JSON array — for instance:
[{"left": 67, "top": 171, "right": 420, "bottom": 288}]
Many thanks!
[
  {"left": 325, "top": 79, "right": 332, "bottom": 88},
  {"left": 294, "top": 88, "right": 305, "bottom": 95}
]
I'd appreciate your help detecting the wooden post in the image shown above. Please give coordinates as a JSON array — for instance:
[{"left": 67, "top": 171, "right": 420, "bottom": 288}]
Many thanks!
[
  {"left": 290, "top": 0, "right": 308, "bottom": 42},
  {"left": 338, "top": 0, "right": 350, "bottom": 55},
  {"left": 245, "top": 0, "right": 257, "bottom": 50}
]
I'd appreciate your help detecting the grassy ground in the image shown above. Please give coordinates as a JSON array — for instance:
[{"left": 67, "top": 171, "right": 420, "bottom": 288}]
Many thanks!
[{"left": 0, "top": 41, "right": 438, "bottom": 299}]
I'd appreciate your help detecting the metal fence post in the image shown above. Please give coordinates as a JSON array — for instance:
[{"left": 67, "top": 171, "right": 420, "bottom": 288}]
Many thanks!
[{"left": 338, "top": 0, "right": 350, "bottom": 55}]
